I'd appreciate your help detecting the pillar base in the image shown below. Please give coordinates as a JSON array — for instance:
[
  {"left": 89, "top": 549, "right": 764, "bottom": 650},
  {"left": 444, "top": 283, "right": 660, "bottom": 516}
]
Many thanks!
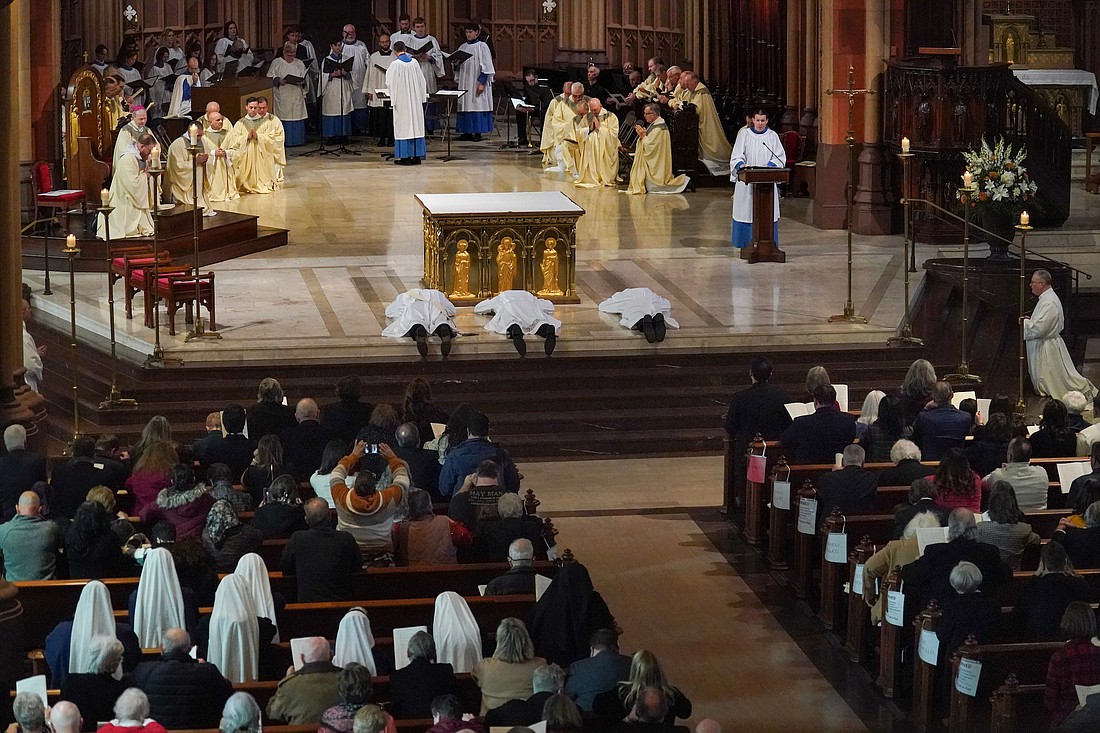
[
  {"left": 853, "top": 143, "right": 895, "bottom": 235},
  {"left": 812, "top": 143, "right": 851, "bottom": 230}
]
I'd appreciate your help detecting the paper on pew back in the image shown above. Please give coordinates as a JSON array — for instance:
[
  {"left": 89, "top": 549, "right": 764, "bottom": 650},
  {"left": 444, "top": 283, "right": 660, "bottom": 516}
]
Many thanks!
[
  {"left": 1058, "top": 461, "right": 1091, "bottom": 494},
  {"left": 916, "top": 526, "right": 950, "bottom": 556}
]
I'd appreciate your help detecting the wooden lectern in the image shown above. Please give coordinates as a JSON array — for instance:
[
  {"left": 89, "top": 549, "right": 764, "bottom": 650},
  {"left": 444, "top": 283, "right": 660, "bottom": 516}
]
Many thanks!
[
  {"left": 191, "top": 78, "right": 272, "bottom": 123},
  {"left": 738, "top": 166, "right": 789, "bottom": 263}
]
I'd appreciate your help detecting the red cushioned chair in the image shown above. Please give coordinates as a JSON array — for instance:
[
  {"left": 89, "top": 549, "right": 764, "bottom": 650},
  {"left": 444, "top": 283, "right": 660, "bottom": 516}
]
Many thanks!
[
  {"left": 25, "top": 161, "right": 87, "bottom": 235},
  {"left": 780, "top": 130, "right": 815, "bottom": 198},
  {"left": 146, "top": 271, "right": 216, "bottom": 336}
]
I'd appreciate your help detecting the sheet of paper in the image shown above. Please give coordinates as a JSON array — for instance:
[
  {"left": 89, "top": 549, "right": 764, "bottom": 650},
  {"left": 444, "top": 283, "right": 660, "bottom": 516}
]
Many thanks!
[
  {"left": 772, "top": 480, "right": 791, "bottom": 511},
  {"left": 825, "top": 532, "right": 848, "bottom": 564},
  {"left": 392, "top": 625, "right": 428, "bottom": 670},
  {"left": 1077, "top": 683, "right": 1100, "bottom": 706},
  {"left": 1058, "top": 461, "right": 1091, "bottom": 494},
  {"left": 529, "top": 722, "right": 547, "bottom": 733},
  {"left": 1027, "top": 425, "right": 1040, "bottom": 436},
  {"left": 918, "top": 628, "right": 940, "bottom": 666},
  {"left": 977, "top": 398, "right": 991, "bottom": 417},
  {"left": 951, "top": 391, "right": 977, "bottom": 408},
  {"left": 916, "top": 526, "right": 949, "bottom": 556},
  {"left": 430, "top": 422, "right": 446, "bottom": 439},
  {"left": 955, "top": 657, "right": 982, "bottom": 697},
  {"left": 478, "top": 584, "right": 487, "bottom": 596},
  {"left": 535, "top": 574, "right": 553, "bottom": 601},
  {"left": 852, "top": 563, "right": 865, "bottom": 596},
  {"left": 546, "top": 545, "right": 559, "bottom": 562},
  {"left": 834, "top": 453, "right": 843, "bottom": 468},
  {"left": 885, "top": 590, "right": 905, "bottom": 627},
  {"left": 16, "top": 675, "right": 47, "bottom": 707},
  {"left": 290, "top": 637, "right": 311, "bottom": 670},
  {"left": 797, "top": 497, "right": 818, "bottom": 535},
  {"left": 189, "top": 645, "right": 197, "bottom": 659},
  {"left": 834, "top": 384, "right": 849, "bottom": 412}
]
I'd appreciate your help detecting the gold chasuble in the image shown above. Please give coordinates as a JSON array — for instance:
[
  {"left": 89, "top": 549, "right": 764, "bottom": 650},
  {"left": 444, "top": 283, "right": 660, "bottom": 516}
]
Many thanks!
[
  {"left": 167, "top": 135, "right": 216, "bottom": 209},
  {"left": 263, "top": 114, "right": 287, "bottom": 185},
  {"left": 574, "top": 110, "right": 620, "bottom": 188},
  {"left": 674, "top": 83, "right": 733, "bottom": 175},
  {"left": 626, "top": 118, "right": 690, "bottom": 195},
  {"left": 232, "top": 115, "right": 277, "bottom": 194},
  {"left": 203, "top": 126, "right": 240, "bottom": 202},
  {"left": 97, "top": 146, "right": 154, "bottom": 238},
  {"left": 539, "top": 94, "right": 572, "bottom": 168}
]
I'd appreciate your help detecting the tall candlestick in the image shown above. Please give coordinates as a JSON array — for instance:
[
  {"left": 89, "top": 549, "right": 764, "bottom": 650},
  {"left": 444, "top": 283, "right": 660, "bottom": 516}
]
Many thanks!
[{"left": 901, "top": 136, "right": 910, "bottom": 154}]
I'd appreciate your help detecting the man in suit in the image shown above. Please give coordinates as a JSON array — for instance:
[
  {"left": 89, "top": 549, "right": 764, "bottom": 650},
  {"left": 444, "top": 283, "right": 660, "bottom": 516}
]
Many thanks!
[
  {"left": 1052, "top": 502, "right": 1100, "bottom": 569},
  {"left": 911, "top": 381, "right": 973, "bottom": 461},
  {"left": 280, "top": 398, "right": 335, "bottom": 481},
  {"left": 49, "top": 435, "right": 115, "bottom": 518},
  {"left": 877, "top": 439, "right": 936, "bottom": 488},
  {"left": 724, "top": 357, "right": 792, "bottom": 505},
  {"left": 0, "top": 425, "right": 47, "bottom": 520},
  {"left": 322, "top": 376, "right": 374, "bottom": 445},
  {"left": 901, "top": 508, "right": 1012, "bottom": 618},
  {"left": 564, "top": 628, "right": 632, "bottom": 711},
  {"left": 815, "top": 444, "right": 877, "bottom": 524},
  {"left": 393, "top": 422, "right": 441, "bottom": 494},
  {"left": 191, "top": 412, "right": 224, "bottom": 464},
  {"left": 387, "top": 631, "right": 458, "bottom": 719},
  {"left": 485, "top": 663, "right": 565, "bottom": 725},
  {"left": 1067, "top": 443, "right": 1100, "bottom": 508},
  {"left": 779, "top": 384, "right": 856, "bottom": 464},
  {"left": 890, "top": 478, "right": 949, "bottom": 539},
  {"left": 202, "top": 404, "right": 256, "bottom": 478}
]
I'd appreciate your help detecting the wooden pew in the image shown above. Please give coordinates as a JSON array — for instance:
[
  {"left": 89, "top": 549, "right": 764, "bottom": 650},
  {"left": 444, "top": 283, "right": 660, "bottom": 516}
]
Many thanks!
[{"left": 947, "top": 635, "right": 1060, "bottom": 733}]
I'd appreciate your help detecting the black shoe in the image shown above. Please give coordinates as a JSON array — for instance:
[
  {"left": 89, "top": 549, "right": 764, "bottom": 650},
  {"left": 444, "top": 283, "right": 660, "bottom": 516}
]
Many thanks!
[
  {"left": 414, "top": 327, "right": 428, "bottom": 359},
  {"left": 457, "top": 133, "right": 474, "bottom": 141},
  {"left": 512, "top": 335, "right": 527, "bottom": 356},
  {"left": 439, "top": 329, "right": 453, "bottom": 358},
  {"left": 473, "top": 134, "right": 483, "bottom": 142},
  {"left": 412, "top": 157, "right": 422, "bottom": 165},
  {"left": 642, "top": 314, "right": 657, "bottom": 343},
  {"left": 377, "top": 138, "right": 386, "bottom": 146},
  {"left": 654, "top": 313, "right": 667, "bottom": 342},
  {"left": 544, "top": 329, "right": 556, "bottom": 356}
]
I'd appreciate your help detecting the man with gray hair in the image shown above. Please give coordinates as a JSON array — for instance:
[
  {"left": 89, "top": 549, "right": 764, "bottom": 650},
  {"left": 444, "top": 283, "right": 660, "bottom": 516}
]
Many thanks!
[
  {"left": 0, "top": 491, "right": 61, "bottom": 580},
  {"left": 1065, "top": 390, "right": 1092, "bottom": 432},
  {"left": 565, "top": 628, "right": 631, "bottom": 711},
  {"left": 877, "top": 439, "right": 936, "bottom": 489},
  {"left": 485, "top": 663, "right": 565, "bottom": 726},
  {"left": 131, "top": 627, "right": 233, "bottom": 729},
  {"left": 389, "top": 631, "right": 460, "bottom": 718},
  {"left": 485, "top": 538, "right": 537, "bottom": 595},
  {"left": 981, "top": 437, "right": 1049, "bottom": 511},
  {"left": 12, "top": 692, "right": 46, "bottom": 733},
  {"left": 903, "top": 508, "right": 1011, "bottom": 618},
  {"left": 0, "top": 424, "right": 47, "bottom": 519},
  {"left": 1052, "top": 501, "right": 1100, "bottom": 569},
  {"left": 280, "top": 397, "right": 335, "bottom": 481},
  {"left": 475, "top": 492, "right": 545, "bottom": 562},
  {"left": 1023, "top": 269, "right": 1097, "bottom": 402},
  {"left": 393, "top": 422, "right": 442, "bottom": 494},
  {"left": 936, "top": 561, "right": 1001, "bottom": 664},
  {"left": 890, "top": 478, "right": 948, "bottom": 539},
  {"left": 815, "top": 443, "right": 876, "bottom": 524},
  {"left": 266, "top": 636, "right": 342, "bottom": 724},
  {"left": 911, "top": 381, "right": 973, "bottom": 460}
]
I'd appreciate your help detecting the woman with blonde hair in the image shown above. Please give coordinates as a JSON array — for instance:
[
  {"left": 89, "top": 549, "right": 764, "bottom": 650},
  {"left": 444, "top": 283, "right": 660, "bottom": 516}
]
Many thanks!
[
  {"left": 125, "top": 441, "right": 178, "bottom": 518},
  {"left": 131, "top": 416, "right": 174, "bottom": 467},
  {"left": 473, "top": 617, "right": 546, "bottom": 714},
  {"left": 592, "top": 649, "right": 691, "bottom": 721},
  {"left": 804, "top": 365, "right": 831, "bottom": 396}
]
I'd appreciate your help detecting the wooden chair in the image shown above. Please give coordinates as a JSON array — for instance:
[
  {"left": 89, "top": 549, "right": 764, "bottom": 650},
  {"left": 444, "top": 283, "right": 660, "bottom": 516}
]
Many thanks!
[
  {"left": 109, "top": 246, "right": 166, "bottom": 319},
  {"left": 23, "top": 160, "right": 87, "bottom": 235},
  {"left": 145, "top": 270, "right": 217, "bottom": 335}
]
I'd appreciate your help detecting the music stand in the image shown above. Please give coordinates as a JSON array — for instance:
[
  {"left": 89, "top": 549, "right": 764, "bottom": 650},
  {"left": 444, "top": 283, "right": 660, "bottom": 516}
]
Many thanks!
[
  {"left": 373, "top": 88, "right": 395, "bottom": 160},
  {"left": 433, "top": 89, "right": 466, "bottom": 162}
]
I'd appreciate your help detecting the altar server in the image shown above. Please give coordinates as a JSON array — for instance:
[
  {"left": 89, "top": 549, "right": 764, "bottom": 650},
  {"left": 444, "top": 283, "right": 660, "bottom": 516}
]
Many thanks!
[
  {"left": 475, "top": 290, "right": 560, "bottom": 357},
  {"left": 453, "top": 21, "right": 495, "bottom": 141},
  {"left": 232, "top": 98, "right": 277, "bottom": 194},
  {"left": 166, "top": 56, "right": 203, "bottom": 118},
  {"left": 267, "top": 42, "right": 308, "bottom": 147},
  {"left": 167, "top": 124, "right": 215, "bottom": 215},
  {"left": 386, "top": 41, "right": 428, "bottom": 165},
  {"left": 574, "top": 98, "right": 619, "bottom": 188},
  {"left": 320, "top": 39, "right": 354, "bottom": 142},
  {"left": 203, "top": 112, "right": 239, "bottom": 202},
  {"left": 364, "top": 34, "right": 395, "bottom": 145},
  {"left": 729, "top": 109, "right": 786, "bottom": 249},
  {"left": 383, "top": 288, "right": 457, "bottom": 360},
  {"left": 112, "top": 106, "right": 149, "bottom": 168},
  {"left": 672, "top": 71, "right": 732, "bottom": 176},
  {"left": 599, "top": 288, "right": 679, "bottom": 343},
  {"left": 97, "top": 132, "right": 155, "bottom": 240},
  {"left": 626, "top": 103, "right": 690, "bottom": 195}
]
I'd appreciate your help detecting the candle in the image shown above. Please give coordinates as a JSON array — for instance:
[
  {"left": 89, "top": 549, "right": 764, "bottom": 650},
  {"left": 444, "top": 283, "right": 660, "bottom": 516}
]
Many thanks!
[
  {"left": 101, "top": 188, "right": 109, "bottom": 205},
  {"left": 1020, "top": 211, "right": 1030, "bottom": 226},
  {"left": 66, "top": 234, "right": 76, "bottom": 249},
  {"left": 901, "top": 136, "right": 910, "bottom": 153},
  {"left": 962, "top": 171, "right": 973, "bottom": 188},
  {"left": 151, "top": 146, "right": 160, "bottom": 169},
  {"left": 189, "top": 123, "right": 200, "bottom": 146}
]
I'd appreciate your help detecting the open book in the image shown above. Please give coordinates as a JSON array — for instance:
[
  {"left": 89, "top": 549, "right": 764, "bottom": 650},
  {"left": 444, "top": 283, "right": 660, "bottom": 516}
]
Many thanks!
[
  {"left": 950, "top": 391, "right": 991, "bottom": 417},
  {"left": 1057, "top": 461, "right": 1091, "bottom": 495}
]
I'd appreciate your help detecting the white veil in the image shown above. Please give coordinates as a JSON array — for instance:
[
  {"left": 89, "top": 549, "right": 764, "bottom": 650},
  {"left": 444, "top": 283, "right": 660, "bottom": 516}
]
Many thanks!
[
  {"left": 208, "top": 574, "right": 259, "bottom": 683},
  {"left": 333, "top": 607, "right": 377, "bottom": 675},
  {"left": 432, "top": 591, "right": 481, "bottom": 673},
  {"left": 133, "top": 547, "right": 187, "bottom": 648}
]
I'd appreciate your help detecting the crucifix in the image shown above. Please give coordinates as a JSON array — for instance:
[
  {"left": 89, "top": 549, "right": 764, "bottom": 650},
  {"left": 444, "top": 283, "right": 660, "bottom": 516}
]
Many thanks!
[{"left": 825, "top": 65, "right": 875, "bottom": 323}]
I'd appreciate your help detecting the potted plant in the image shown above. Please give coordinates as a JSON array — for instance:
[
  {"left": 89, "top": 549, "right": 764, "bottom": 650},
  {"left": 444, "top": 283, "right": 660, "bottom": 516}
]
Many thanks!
[{"left": 956, "top": 136, "right": 1038, "bottom": 259}]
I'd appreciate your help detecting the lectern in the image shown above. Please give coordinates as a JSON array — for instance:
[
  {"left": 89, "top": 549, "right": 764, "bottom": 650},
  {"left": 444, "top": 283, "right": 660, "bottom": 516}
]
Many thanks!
[{"left": 738, "top": 166, "right": 789, "bottom": 263}]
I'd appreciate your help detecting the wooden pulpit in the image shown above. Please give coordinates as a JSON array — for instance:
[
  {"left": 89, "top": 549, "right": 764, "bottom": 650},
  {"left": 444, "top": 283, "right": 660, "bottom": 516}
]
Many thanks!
[{"left": 738, "top": 166, "right": 789, "bottom": 263}]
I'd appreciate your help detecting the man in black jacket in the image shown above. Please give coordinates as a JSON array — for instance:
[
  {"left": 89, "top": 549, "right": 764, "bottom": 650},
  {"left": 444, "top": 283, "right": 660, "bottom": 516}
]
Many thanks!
[
  {"left": 724, "top": 357, "right": 792, "bottom": 507},
  {"left": 387, "top": 632, "right": 458, "bottom": 718},
  {"left": 281, "top": 498, "right": 361, "bottom": 601},
  {"left": 890, "top": 478, "right": 949, "bottom": 539},
  {"left": 815, "top": 444, "right": 877, "bottom": 524},
  {"left": 484, "top": 539, "right": 538, "bottom": 595},
  {"left": 202, "top": 404, "right": 256, "bottom": 478},
  {"left": 49, "top": 436, "right": 115, "bottom": 518},
  {"left": 280, "top": 398, "right": 335, "bottom": 481},
  {"left": 191, "top": 412, "right": 224, "bottom": 464},
  {"left": 394, "top": 423, "right": 441, "bottom": 494},
  {"left": 130, "top": 628, "right": 233, "bottom": 729},
  {"left": 1052, "top": 501, "right": 1100, "bottom": 569},
  {"left": 0, "top": 425, "right": 47, "bottom": 520},
  {"left": 322, "top": 376, "right": 373, "bottom": 445},
  {"left": 877, "top": 439, "right": 936, "bottom": 488},
  {"left": 779, "top": 384, "right": 857, "bottom": 464}
]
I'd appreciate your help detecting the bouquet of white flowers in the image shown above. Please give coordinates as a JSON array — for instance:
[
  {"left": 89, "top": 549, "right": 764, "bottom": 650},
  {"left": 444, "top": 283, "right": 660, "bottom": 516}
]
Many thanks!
[{"left": 956, "top": 136, "right": 1039, "bottom": 216}]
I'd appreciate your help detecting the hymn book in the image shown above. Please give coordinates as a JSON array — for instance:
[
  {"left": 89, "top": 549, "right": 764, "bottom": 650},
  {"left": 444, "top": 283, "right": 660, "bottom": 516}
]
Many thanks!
[
  {"left": 280, "top": 75, "right": 306, "bottom": 86},
  {"left": 444, "top": 49, "right": 472, "bottom": 66},
  {"left": 323, "top": 57, "right": 355, "bottom": 75},
  {"left": 1058, "top": 461, "right": 1091, "bottom": 494},
  {"left": 408, "top": 40, "right": 434, "bottom": 55}
]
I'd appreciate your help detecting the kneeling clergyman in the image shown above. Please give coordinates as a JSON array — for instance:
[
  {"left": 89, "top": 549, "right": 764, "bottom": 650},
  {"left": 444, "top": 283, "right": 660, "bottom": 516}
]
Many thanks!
[
  {"left": 626, "top": 104, "right": 690, "bottom": 195},
  {"left": 167, "top": 125, "right": 216, "bottom": 216},
  {"left": 97, "top": 132, "right": 155, "bottom": 239},
  {"left": 1023, "top": 269, "right": 1097, "bottom": 401},
  {"left": 384, "top": 288, "right": 457, "bottom": 360},
  {"left": 574, "top": 98, "right": 619, "bottom": 188},
  {"left": 233, "top": 97, "right": 278, "bottom": 194}
]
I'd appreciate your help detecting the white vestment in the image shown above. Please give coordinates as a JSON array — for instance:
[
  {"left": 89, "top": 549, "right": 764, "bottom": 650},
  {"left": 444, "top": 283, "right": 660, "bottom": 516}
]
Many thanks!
[
  {"left": 267, "top": 58, "right": 307, "bottom": 122},
  {"left": 406, "top": 33, "right": 444, "bottom": 94},
  {"left": 475, "top": 290, "right": 561, "bottom": 335},
  {"left": 214, "top": 36, "right": 253, "bottom": 73},
  {"left": 117, "top": 65, "right": 141, "bottom": 98},
  {"left": 166, "top": 73, "right": 202, "bottom": 118},
  {"left": 167, "top": 134, "right": 215, "bottom": 210},
  {"left": 207, "top": 574, "right": 259, "bottom": 683},
  {"left": 145, "top": 63, "right": 173, "bottom": 114},
  {"left": 1023, "top": 287, "right": 1098, "bottom": 400},
  {"left": 433, "top": 591, "right": 481, "bottom": 674},
  {"left": 133, "top": 547, "right": 187, "bottom": 648},
  {"left": 730, "top": 126, "right": 786, "bottom": 225},
  {"left": 365, "top": 51, "right": 395, "bottom": 107},
  {"left": 320, "top": 53, "right": 354, "bottom": 117},
  {"left": 112, "top": 122, "right": 148, "bottom": 168},
  {"left": 386, "top": 54, "right": 427, "bottom": 141},
  {"left": 342, "top": 42, "right": 369, "bottom": 112},
  {"left": 70, "top": 581, "right": 117, "bottom": 674},
  {"left": 333, "top": 608, "right": 378, "bottom": 675},
  {"left": 203, "top": 125, "right": 239, "bottom": 202},
  {"left": 22, "top": 324, "right": 42, "bottom": 392},
  {"left": 97, "top": 144, "right": 154, "bottom": 239},
  {"left": 383, "top": 289, "right": 456, "bottom": 337},
  {"left": 599, "top": 288, "right": 680, "bottom": 329},
  {"left": 454, "top": 40, "right": 495, "bottom": 113},
  {"left": 234, "top": 553, "right": 279, "bottom": 642}
]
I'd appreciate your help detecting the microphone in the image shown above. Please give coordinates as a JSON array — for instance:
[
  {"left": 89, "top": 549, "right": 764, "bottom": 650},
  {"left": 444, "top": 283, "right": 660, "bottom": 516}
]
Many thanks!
[{"left": 760, "top": 140, "right": 785, "bottom": 168}]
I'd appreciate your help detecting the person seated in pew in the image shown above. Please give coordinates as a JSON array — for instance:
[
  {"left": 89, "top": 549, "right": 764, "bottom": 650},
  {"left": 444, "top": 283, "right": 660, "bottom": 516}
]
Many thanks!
[
  {"left": 11, "top": 692, "right": 47, "bottom": 733},
  {"left": 434, "top": 591, "right": 483, "bottom": 674},
  {"left": 207, "top": 462, "right": 253, "bottom": 512},
  {"left": 52, "top": 436, "right": 118, "bottom": 519},
  {"left": 86, "top": 486, "right": 136, "bottom": 545},
  {"left": 545, "top": 694, "right": 587, "bottom": 733},
  {"left": 564, "top": 628, "right": 632, "bottom": 712},
  {"left": 250, "top": 474, "right": 308, "bottom": 539},
  {"left": 1067, "top": 477, "right": 1100, "bottom": 528},
  {"left": 975, "top": 482, "right": 1040, "bottom": 570},
  {"left": 956, "top": 397, "right": 980, "bottom": 435},
  {"left": 1065, "top": 390, "right": 1093, "bottom": 433},
  {"left": 130, "top": 628, "right": 233, "bottom": 729},
  {"left": 778, "top": 384, "right": 857, "bottom": 465},
  {"left": 854, "top": 390, "right": 885, "bottom": 444},
  {"left": 60, "top": 636, "right": 131, "bottom": 732},
  {"left": 128, "top": 547, "right": 198, "bottom": 645},
  {"left": 475, "top": 492, "right": 546, "bottom": 563},
  {"left": 485, "top": 539, "right": 538, "bottom": 596},
  {"left": 932, "top": 448, "right": 984, "bottom": 514},
  {"left": 192, "top": 412, "right": 224, "bottom": 466},
  {"left": 863, "top": 512, "right": 944, "bottom": 623},
  {"left": 45, "top": 580, "right": 142, "bottom": 687},
  {"left": 814, "top": 444, "right": 877, "bottom": 525},
  {"left": 323, "top": 376, "right": 375, "bottom": 447},
  {"left": 146, "top": 464, "right": 215, "bottom": 541},
  {"left": 281, "top": 497, "right": 362, "bottom": 602},
  {"left": 49, "top": 701, "right": 82, "bottom": 733},
  {"left": 531, "top": 562, "right": 617, "bottom": 669},
  {"left": 333, "top": 607, "right": 383, "bottom": 675},
  {"left": 352, "top": 705, "right": 395, "bottom": 733},
  {"left": 981, "top": 437, "right": 1049, "bottom": 511},
  {"left": 247, "top": 377, "right": 298, "bottom": 442},
  {"left": 280, "top": 398, "right": 336, "bottom": 482},
  {"left": 125, "top": 441, "right": 177, "bottom": 523},
  {"left": 1052, "top": 501, "right": 1100, "bottom": 569},
  {"left": 66, "top": 500, "right": 132, "bottom": 579},
  {"left": 448, "top": 460, "right": 506, "bottom": 539},
  {"left": 723, "top": 356, "right": 792, "bottom": 489},
  {"left": 1018, "top": 541, "right": 1093, "bottom": 641},
  {"left": 879, "top": 439, "right": 936, "bottom": 491},
  {"left": 220, "top": 692, "right": 262, "bottom": 733},
  {"left": 266, "top": 636, "right": 343, "bottom": 725},
  {"left": 890, "top": 478, "right": 948, "bottom": 540},
  {"left": 320, "top": 663, "right": 392, "bottom": 733},
  {"left": 393, "top": 423, "right": 443, "bottom": 496},
  {"left": 1067, "top": 445, "right": 1100, "bottom": 509},
  {"left": 965, "top": 412, "right": 1013, "bottom": 478},
  {"left": 897, "top": 358, "right": 937, "bottom": 428},
  {"left": 485, "top": 663, "right": 565, "bottom": 726},
  {"left": 474, "top": 618, "right": 547, "bottom": 715},
  {"left": 331, "top": 440, "right": 410, "bottom": 567},
  {"left": 1031, "top": 399, "right": 1079, "bottom": 458},
  {"left": 1057, "top": 689, "right": 1100, "bottom": 733},
  {"left": 591, "top": 649, "right": 691, "bottom": 724},
  {"left": 424, "top": 693, "right": 486, "bottom": 733},
  {"left": 1079, "top": 395, "right": 1100, "bottom": 454},
  {"left": 202, "top": 404, "right": 257, "bottom": 480},
  {"left": 147, "top": 520, "right": 220, "bottom": 606},
  {"left": 393, "top": 488, "right": 472, "bottom": 566},
  {"left": 901, "top": 508, "right": 1012, "bottom": 621},
  {"left": 1045, "top": 601, "right": 1100, "bottom": 727},
  {"left": 312, "top": 440, "right": 351, "bottom": 508},
  {"left": 235, "top": 553, "right": 283, "bottom": 642},
  {"left": 94, "top": 434, "right": 130, "bottom": 491},
  {"left": 935, "top": 561, "right": 1003, "bottom": 666},
  {"left": 911, "top": 381, "right": 973, "bottom": 461},
  {"left": 865, "top": 394, "right": 908, "bottom": 463},
  {"left": 97, "top": 688, "right": 168, "bottom": 733},
  {"left": 202, "top": 498, "right": 264, "bottom": 573},
  {"left": 242, "top": 435, "right": 293, "bottom": 509},
  {"left": 388, "top": 630, "right": 459, "bottom": 719}
]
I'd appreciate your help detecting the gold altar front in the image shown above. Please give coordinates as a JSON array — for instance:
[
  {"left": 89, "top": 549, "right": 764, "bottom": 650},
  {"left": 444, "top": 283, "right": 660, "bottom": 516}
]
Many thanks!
[{"left": 416, "top": 194, "right": 585, "bottom": 305}]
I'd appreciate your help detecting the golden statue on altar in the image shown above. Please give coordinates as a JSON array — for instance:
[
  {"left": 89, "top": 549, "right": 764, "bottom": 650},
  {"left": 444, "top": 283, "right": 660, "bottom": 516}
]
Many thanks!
[
  {"left": 496, "top": 237, "right": 517, "bottom": 292},
  {"left": 450, "top": 240, "right": 474, "bottom": 298},
  {"left": 537, "top": 238, "right": 564, "bottom": 297}
]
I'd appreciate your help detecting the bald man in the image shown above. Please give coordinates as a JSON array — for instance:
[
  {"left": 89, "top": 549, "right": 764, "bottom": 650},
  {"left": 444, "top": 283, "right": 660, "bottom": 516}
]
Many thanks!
[
  {"left": 50, "top": 702, "right": 82, "bottom": 733},
  {"left": 0, "top": 491, "right": 61, "bottom": 580},
  {"left": 280, "top": 397, "right": 336, "bottom": 481},
  {"left": 266, "top": 636, "right": 341, "bottom": 725},
  {"left": 198, "top": 101, "right": 223, "bottom": 128}
]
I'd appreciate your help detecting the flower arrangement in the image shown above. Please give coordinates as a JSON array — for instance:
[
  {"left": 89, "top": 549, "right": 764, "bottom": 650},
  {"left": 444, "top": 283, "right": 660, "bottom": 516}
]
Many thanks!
[{"left": 956, "top": 136, "right": 1038, "bottom": 216}]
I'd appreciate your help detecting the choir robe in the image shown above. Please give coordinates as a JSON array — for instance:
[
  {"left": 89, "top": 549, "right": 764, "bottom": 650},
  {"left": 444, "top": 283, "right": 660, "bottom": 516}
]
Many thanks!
[
  {"left": 405, "top": 33, "right": 444, "bottom": 94},
  {"left": 113, "top": 122, "right": 149, "bottom": 169},
  {"left": 203, "top": 125, "right": 240, "bottom": 202},
  {"left": 97, "top": 143, "right": 153, "bottom": 239},
  {"left": 343, "top": 41, "right": 369, "bottom": 130},
  {"left": 454, "top": 39, "right": 495, "bottom": 134},
  {"left": 626, "top": 117, "right": 689, "bottom": 195},
  {"left": 145, "top": 62, "right": 173, "bottom": 115},
  {"left": 214, "top": 36, "right": 253, "bottom": 73},
  {"left": 386, "top": 53, "right": 427, "bottom": 160},
  {"left": 166, "top": 133, "right": 215, "bottom": 211},
  {"left": 166, "top": 73, "right": 201, "bottom": 118},
  {"left": 364, "top": 50, "right": 395, "bottom": 140},
  {"left": 319, "top": 53, "right": 354, "bottom": 138},
  {"left": 729, "top": 125, "right": 785, "bottom": 248},
  {"left": 232, "top": 115, "right": 278, "bottom": 194},
  {"left": 574, "top": 110, "right": 620, "bottom": 188},
  {"left": 1023, "top": 287, "right": 1098, "bottom": 400},
  {"left": 117, "top": 65, "right": 142, "bottom": 98},
  {"left": 267, "top": 58, "right": 307, "bottom": 146},
  {"left": 673, "top": 83, "right": 732, "bottom": 175}
]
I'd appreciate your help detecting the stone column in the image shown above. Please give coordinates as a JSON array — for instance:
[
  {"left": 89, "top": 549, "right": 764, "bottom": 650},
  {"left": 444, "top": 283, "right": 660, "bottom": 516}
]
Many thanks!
[
  {"left": 799, "top": 0, "right": 818, "bottom": 154},
  {"left": 811, "top": 0, "right": 847, "bottom": 230},
  {"left": 853, "top": 0, "right": 892, "bottom": 234},
  {"left": 781, "top": 0, "right": 803, "bottom": 130}
]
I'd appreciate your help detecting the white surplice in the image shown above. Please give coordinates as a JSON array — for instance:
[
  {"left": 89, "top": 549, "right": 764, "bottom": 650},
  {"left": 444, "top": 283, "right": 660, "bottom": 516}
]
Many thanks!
[
  {"left": 454, "top": 40, "right": 495, "bottom": 113},
  {"left": 319, "top": 53, "right": 354, "bottom": 117},
  {"left": 267, "top": 58, "right": 307, "bottom": 122},
  {"left": 386, "top": 53, "right": 427, "bottom": 142},
  {"left": 383, "top": 289, "right": 456, "bottom": 338},
  {"left": 365, "top": 50, "right": 395, "bottom": 108},
  {"left": 405, "top": 33, "right": 444, "bottom": 94},
  {"left": 475, "top": 290, "right": 561, "bottom": 335},
  {"left": 598, "top": 288, "right": 680, "bottom": 329},
  {"left": 214, "top": 36, "right": 253, "bottom": 73},
  {"left": 1023, "top": 287, "right": 1098, "bottom": 400},
  {"left": 342, "top": 41, "right": 369, "bottom": 112},
  {"left": 729, "top": 125, "right": 786, "bottom": 225}
]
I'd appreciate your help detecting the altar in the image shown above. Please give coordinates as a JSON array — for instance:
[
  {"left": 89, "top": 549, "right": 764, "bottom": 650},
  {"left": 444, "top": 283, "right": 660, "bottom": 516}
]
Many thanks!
[{"left": 415, "top": 192, "right": 585, "bottom": 305}]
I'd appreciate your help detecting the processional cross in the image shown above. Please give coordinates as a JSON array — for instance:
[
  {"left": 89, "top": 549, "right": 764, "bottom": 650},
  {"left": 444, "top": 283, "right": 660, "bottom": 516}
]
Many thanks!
[{"left": 825, "top": 65, "right": 876, "bottom": 323}]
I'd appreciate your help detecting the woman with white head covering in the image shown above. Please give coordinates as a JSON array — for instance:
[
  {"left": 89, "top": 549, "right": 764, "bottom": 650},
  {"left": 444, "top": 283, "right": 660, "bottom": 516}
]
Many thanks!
[
  {"left": 71, "top": 580, "right": 117, "bottom": 675},
  {"left": 208, "top": 574, "right": 259, "bottom": 683},
  {"left": 333, "top": 607, "right": 377, "bottom": 675},
  {"left": 432, "top": 591, "right": 481, "bottom": 673},
  {"left": 131, "top": 547, "right": 186, "bottom": 647},
  {"left": 234, "top": 553, "right": 279, "bottom": 642}
]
